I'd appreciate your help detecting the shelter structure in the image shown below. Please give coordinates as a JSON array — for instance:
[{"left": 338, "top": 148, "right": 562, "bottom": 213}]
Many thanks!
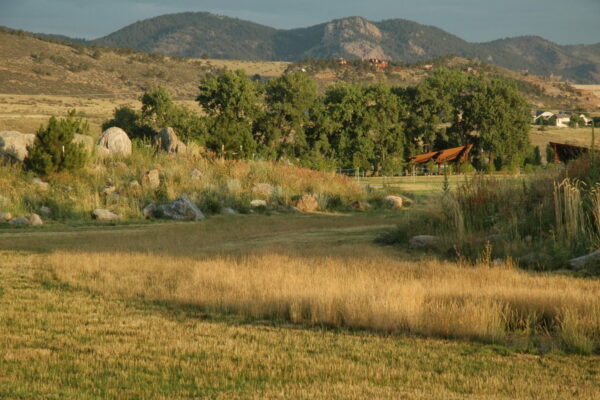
[
  {"left": 408, "top": 144, "right": 473, "bottom": 174},
  {"left": 549, "top": 142, "right": 592, "bottom": 163}
]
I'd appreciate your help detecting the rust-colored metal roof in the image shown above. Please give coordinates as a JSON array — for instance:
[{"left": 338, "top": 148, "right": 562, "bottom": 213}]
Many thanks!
[{"left": 409, "top": 144, "right": 473, "bottom": 165}]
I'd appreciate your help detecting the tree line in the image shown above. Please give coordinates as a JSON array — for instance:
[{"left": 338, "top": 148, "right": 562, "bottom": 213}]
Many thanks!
[{"left": 106, "top": 67, "right": 533, "bottom": 174}]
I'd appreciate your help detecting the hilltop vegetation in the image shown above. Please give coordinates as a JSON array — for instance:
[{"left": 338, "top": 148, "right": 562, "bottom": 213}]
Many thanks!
[{"left": 91, "top": 12, "right": 600, "bottom": 84}]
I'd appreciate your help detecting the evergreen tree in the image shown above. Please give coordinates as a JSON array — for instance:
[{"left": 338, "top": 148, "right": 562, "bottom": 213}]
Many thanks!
[{"left": 24, "top": 111, "right": 88, "bottom": 176}]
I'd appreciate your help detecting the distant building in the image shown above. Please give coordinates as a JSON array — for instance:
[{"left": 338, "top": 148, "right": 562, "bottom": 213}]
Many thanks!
[
  {"left": 555, "top": 112, "right": 571, "bottom": 128},
  {"left": 532, "top": 110, "right": 555, "bottom": 124}
]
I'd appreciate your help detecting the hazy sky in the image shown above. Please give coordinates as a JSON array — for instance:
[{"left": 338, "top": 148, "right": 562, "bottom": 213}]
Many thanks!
[{"left": 0, "top": 0, "right": 598, "bottom": 45}]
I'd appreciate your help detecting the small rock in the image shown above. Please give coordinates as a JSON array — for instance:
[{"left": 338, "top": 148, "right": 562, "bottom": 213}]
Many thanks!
[
  {"left": 9, "top": 217, "right": 29, "bottom": 226},
  {"left": 295, "top": 194, "right": 319, "bottom": 213},
  {"left": 1, "top": 212, "right": 13, "bottom": 222},
  {"left": 409, "top": 235, "right": 440, "bottom": 249},
  {"left": 101, "top": 185, "right": 117, "bottom": 195},
  {"left": 569, "top": 250, "right": 600, "bottom": 270},
  {"left": 32, "top": 178, "right": 50, "bottom": 191},
  {"left": 91, "top": 209, "right": 120, "bottom": 221},
  {"left": 351, "top": 201, "right": 372, "bottom": 212},
  {"left": 384, "top": 195, "right": 403, "bottom": 210},
  {"left": 28, "top": 213, "right": 43, "bottom": 226},
  {"left": 142, "top": 169, "right": 160, "bottom": 189},
  {"left": 250, "top": 199, "right": 267, "bottom": 208},
  {"left": 221, "top": 207, "right": 237, "bottom": 215}
]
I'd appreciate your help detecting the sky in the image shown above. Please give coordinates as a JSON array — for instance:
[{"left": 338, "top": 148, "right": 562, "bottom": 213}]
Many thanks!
[{"left": 0, "top": 0, "right": 599, "bottom": 45}]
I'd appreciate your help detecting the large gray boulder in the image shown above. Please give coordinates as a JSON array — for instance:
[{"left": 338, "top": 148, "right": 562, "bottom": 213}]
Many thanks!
[
  {"left": 569, "top": 250, "right": 600, "bottom": 270},
  {"left": 154, "top": 127, "right": 179, "bottom": 153},
  {"left": 0, "top": 131, "right": 35, "bottom": 162},
  {"left": 97, "top": 127, "right": 131, "bottom": 157},
  {"left": 157, "top": 196, "right": 205, "bottom": 221}
]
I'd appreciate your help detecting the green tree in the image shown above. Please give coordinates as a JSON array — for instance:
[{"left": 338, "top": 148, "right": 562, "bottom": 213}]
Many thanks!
[
  {"left": 24, "top": 111, "right": 88, "bottom": 175},
  {"left": 254, "top": 72, "right": 318, "bottom": 160},
  {"left": 197, "top": 70, "right": 261, "bottom": 159}
]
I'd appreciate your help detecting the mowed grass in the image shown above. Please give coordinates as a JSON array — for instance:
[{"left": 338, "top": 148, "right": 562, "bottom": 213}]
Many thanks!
[{"left": 1, "top": 214, "right": 599, "bottom": 399}]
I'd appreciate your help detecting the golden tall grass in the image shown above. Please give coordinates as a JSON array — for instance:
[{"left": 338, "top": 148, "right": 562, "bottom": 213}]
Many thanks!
[{"left": 49, "top": 243, "right": 600, "bottom": 352}]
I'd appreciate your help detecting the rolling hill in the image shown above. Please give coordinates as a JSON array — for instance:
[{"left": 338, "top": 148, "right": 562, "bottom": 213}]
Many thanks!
[{"left": 93, "top": 12, "right": 600, "bottom": 84}]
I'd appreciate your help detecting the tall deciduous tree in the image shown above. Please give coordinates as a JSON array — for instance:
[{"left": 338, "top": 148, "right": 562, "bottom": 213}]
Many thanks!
[{"left": 197, "top": 70, "right": 260, "bottom": 159}]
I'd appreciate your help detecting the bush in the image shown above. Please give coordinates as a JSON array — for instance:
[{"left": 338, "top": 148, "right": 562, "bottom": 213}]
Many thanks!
[{"left": 24, "top": 112, "right": 88, "bottom": 176}]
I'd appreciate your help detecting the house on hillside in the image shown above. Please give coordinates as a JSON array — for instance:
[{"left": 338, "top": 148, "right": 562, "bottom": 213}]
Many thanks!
[
  {"left": 532, "top": 110, "right": 555, "bottom": 124},
  {"left": 555, "top": 112, "right": 572, "bottom": 128}
]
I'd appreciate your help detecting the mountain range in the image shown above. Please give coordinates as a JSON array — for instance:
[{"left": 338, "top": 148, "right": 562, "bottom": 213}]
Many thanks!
[{"left": 89, "top": 12, "right": 600, "bottom": 84}]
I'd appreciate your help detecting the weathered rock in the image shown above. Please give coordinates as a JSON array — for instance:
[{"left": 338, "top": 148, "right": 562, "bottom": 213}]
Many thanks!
[
  {"left": 250, "top": 199, "right": 267, "bottom": 208},
  {"left": 9, "top": 217, "right": 29, "bottom": 226},
  {"left": 142, "top": 203, "right": 158, "bottom": 218},
  {"left": 28, "top": 213, "right": 43, "bottom": 226},
  {"left": 175, "top": 141, "right": 188, "bottom": 154},
  {"left": 288, "top": 206, "right": 302, "bottom": 213},
  {"left": 157, "top": 196, "right": 205, "bottom": 221},
  {"left": 409, "top": 235, "right": 440, "bottom": 249},
  {"left": 91, "top": 208, "right": 120, "bottom": 221},
  {"left": 72, "top": 134, "right": 94, "bottom": 154},
  {"left": 97, "top": 127, "right": 132, "bottom": 157},
  {"left": 351, "top": 201, "right": 372, "bottom": 212},
  {"left": 296, "top": 194, "right": 319, "bottom": 213},
  {"left": 32, "top": 177, "right": 50, "bottom": 191},
  {"left": 142, "top": 169, "right": 160, "bottom": 189},
  {"left": 129, "top": 180, "right": 141, "bottom": 190},
  {"left": 0, "top": 131, "right": 35, "bottom": 162},
  {"left": 569, "top": 250, "right": 600, "bottom": 270},
  {"left": 154, "top": 127, "right": 179, "bottom": 153},
  {"left": 384, "top": 195, "right": 403, "bottom": 210},
  {"left": 221, "top": 207, "right": 237, "bottom": 215},
  {"left": 252, "top": 183, "right": 274, "bottom": 199}
]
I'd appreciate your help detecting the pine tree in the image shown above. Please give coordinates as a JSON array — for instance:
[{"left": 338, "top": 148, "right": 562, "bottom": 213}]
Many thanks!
[{"left": 24, "top": 111, "right": 88, "bottom": 176}]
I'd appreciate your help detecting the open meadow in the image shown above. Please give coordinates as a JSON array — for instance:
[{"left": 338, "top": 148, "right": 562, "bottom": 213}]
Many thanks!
[{"left": 1, "top": 213, "right": 600, "bottom": 399}]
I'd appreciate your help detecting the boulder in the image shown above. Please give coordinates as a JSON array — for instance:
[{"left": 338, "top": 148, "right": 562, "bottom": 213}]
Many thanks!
[
  {"left": 0, "top": 131, "right": 35, "bottom": 162},
  {"left": 32, "top": 178, "right": 50, "bottom": 191},
  {"left": 142, "top": 169, "right": 160, "bottom": 189},
  {"left": 97, "top": 127, "right": 132, "bottom": 157},
  {"left": 409, "top": 235, "right": 440, "bottom": 249},
  {"left": 91, "top": 209, "right": 120, "bottom": 221},
  {"left": 250, "top": 199, "right": 267, "bottom": 208},
  {"left": 72, "top": 134, "right": 94, "bottom": 154},
  {"left": 569, "top": 250, "right": 600, "bottom": 270},
  {"left": 154, "top": 127, "right": 179, "bottom": 153},
  {"left": 296, "top": 194, "right": 319, "bottom": 213},
  {"left": 384, "top": 195, "right": 403, "bottom": 210},
  {"left": 252, "top": 183, "right": 274, "bottom": 199},
  {"left": 28, "top": 213, "right": 43, "bottom": 226},
  {"left": 351, "top": 201, "right": 372, "bottom": 212},
  {"left": 9, "top": 217, "right": 29, "bottom": 226},
  {"left": 157, "top": 196, "right": 205, "bottom": 221}
]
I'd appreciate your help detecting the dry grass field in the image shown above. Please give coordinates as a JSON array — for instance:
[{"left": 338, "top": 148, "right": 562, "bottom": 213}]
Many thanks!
[{"left": 1, "top": 214, "right": 599, "bottom": 399}]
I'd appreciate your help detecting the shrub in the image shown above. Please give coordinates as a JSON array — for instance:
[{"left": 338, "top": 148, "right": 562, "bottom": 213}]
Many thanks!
[{"left": 24, "top": 112, "right": 88, "bottom": 176}]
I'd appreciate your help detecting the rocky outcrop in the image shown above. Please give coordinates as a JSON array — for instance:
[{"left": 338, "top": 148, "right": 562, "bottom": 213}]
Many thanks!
[
  {"left": 0, "top": 131, "right": 35, "bottom": 162},
  {"left": 97, "top": 127, "right": 132, "bottom": 157}
]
